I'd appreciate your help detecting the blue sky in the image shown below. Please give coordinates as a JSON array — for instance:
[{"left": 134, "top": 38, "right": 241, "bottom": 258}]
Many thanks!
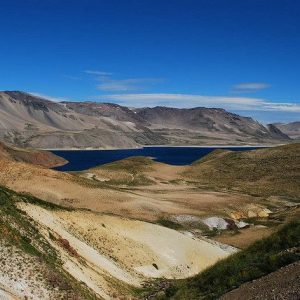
[{"left": 0, "top": 0, "right": 300, "bottom": 123}]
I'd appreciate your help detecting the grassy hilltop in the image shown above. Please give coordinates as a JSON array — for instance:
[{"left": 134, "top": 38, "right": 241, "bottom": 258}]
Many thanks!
[{"left": 182, "top": 143, "right": 300, "bottom": 198}]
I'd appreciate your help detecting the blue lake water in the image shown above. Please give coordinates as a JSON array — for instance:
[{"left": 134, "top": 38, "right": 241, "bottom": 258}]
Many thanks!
[{"left": 52, "top": 146, "right": 260, "bottom": 171}]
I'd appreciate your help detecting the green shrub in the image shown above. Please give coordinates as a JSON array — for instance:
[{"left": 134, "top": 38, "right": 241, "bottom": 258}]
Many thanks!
[
  {"left": 156, "top": 219, "right": 183, "bottom": 230},
  {"left": 158, "top": 219, "right": 300, "bottom": 299}
]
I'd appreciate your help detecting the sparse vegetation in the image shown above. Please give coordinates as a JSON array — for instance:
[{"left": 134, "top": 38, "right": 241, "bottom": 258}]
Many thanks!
[
  {"left": 0, "top": 143, "right": 299, "bottom": 299},
  {"left": 182, "top": 143, "right": 300, "bottom": 198},
  {"left": 99, "top": 156, "right": 155, "bottom": 172},
  {"left": 0, "top": 185, "right": 98, "bottom": 299},
  {"left": 150, "top": 219, "right": 300, "bottom": 299},
  {"left": 89, "top": 156, "right": 156, "bottom": 186},
  {"left": 155, "top": 218, "right": 183, "bottom": 230}
]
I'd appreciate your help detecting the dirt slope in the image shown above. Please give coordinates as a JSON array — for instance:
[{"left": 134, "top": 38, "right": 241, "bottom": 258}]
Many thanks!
[
  {"left": 0, "top": 140, "right": 66, "bottom": 167},
  {"left": 220, "top": 261, "right": 300, "bottom": 300},
  {"left": 0, "top": 157, "right": 262, "bottom": 223},
  {"left": 0, "top": 91, "right": 164, "bottom": 149},
  {"left": 148, "top": 220, "right": 300, "bottom": 300},
  {"left": 0, "top": 185, "right": 234, "bottom": 300},
  {"left": 0, "top": 187, "right": 96, "bottom": 300},
  {"left": 182, "top": 143, "right": 300, "bottom": 198}
]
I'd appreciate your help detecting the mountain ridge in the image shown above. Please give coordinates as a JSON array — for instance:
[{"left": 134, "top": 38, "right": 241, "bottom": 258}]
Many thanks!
[
  {"left": 271, "top": 121, "right": 300, "bottom": 140},
  {"left": 0, "top": 91, "right": 291, "bottom": 149}
]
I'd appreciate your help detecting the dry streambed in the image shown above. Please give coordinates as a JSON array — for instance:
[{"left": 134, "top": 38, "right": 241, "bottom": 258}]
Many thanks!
[{"left": 17, "top": 203, "right": 234, "bottom": 299}]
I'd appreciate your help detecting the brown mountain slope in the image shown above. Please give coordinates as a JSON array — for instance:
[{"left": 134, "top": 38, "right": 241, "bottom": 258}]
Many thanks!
[
  {"left": 0, "top": 158, "right": 249, "bottom": 221},
  {"left": 272, "top": 121, "right": 300, "bottom": 139},
  {"left": 182, "top": 143, "right": 300, "bottom": 198},
  {"left": 0, "top": 91, "right": 165, "bottom": 148},
  {"left": 0, "top": 140, "right": 66, "bottom": 167},
  {"left": 63, "top": 101, "right": 149, "bottom": 126},
  {"left": 134, "top": 106, "right": 291, "bottom": 144},
  {"left": 0, "top": 91, "right": 290, "bottom": 148}
]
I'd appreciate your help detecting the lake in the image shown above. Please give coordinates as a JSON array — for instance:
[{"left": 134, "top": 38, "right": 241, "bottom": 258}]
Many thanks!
[{"left": 52, "top": 146, "right": 260, "bottom": 171}]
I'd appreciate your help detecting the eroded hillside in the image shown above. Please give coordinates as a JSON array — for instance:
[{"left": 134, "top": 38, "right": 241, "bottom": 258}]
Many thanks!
[
  {"left": 0, "top": 186, "right": 233, "bottom": 299},
  {"left": 146, "top": 219, "right": 300, "bottom": 299},
  {"left": 0, "top": 143, "right": 299, "bottom": 299}
]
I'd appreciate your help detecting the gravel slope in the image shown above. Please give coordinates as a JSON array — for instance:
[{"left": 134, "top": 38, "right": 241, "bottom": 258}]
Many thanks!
[{"left": 221, "top": 261, "right": 300, "bottom": 300}]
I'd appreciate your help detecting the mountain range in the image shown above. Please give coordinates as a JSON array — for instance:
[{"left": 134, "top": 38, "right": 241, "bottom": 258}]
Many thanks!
[
  {"left": 271, "top": 121, "right": 300, "bottom": 140},
  {"left": 0, "top": 91, "right": 295, "bottom": 149}
]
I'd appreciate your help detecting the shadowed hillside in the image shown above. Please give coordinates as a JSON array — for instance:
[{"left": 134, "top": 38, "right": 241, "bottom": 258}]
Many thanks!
[{"left": 272, "top": 122, "right": 300, "bottom": 140}]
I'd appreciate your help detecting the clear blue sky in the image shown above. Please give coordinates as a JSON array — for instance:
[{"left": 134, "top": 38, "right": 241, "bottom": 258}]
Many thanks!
[{"left": 1, "top": 0, "right": 300, "bottom": 123}]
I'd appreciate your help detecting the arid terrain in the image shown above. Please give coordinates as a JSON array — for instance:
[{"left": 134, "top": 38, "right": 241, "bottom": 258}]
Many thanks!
[
  {"left": 272, "top": 121, "right": 300, "bottom": 140},
  {"left": 0, "top": 140, "right": 66, "bottom": 167},
  {"left": 0, "top": 141, "right": 299, "bottom": 299},
  {"left": 0, "top": 91, "right": 293, "bottom": 149},
  {"left": 2, "top": 1, "right": 300, "bottom": 299}
]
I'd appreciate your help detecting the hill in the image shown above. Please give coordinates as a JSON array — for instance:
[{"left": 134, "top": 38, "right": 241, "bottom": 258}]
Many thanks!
[
  {"left": 182, "top": 143, "right": 300, "bottom": 198},
  {"left": 0, "top": 91, "right": 165, "bottom": 149},
  {"left": 0, "top": 91, "right": 290, "bottom": 148},
  {"left": 0, "top": 186, "right": 97, "bottom": 299},
  {"left": 150, "top": 219, "right": 300, "bottom": 300},
  {"left": 0, "top": 185, "right": 233, "bottom": 299},
  {"left": 134, "top": 106, "right": 290, "bottom": 143},
  {"left": 271, "top": 121, "right": 300, "bottom": 140},
  {"left": 0, "top": 140, "right": 66, "bottom": 167}
]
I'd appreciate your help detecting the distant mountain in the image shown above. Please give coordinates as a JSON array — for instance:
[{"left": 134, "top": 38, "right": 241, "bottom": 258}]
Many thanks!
[
  {"left": 266, "top": 124, "right": 291, "bottom": 140},
  {"left": 133, "top": 106, "right": 291, "bottom": 144},
  {"left": 270, "top": 121, "right": 300, "bottom": 140},
  {"left": 0, "top": 91, "right": 291, "bottom": 149},
  {"left": 0, "top": 91, "right": 165, "bottom": 148}
]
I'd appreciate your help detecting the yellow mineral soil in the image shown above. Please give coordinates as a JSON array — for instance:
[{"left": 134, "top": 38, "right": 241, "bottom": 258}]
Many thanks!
[{"left": 18, "top": 203, "right": 234, "bottom": 299}]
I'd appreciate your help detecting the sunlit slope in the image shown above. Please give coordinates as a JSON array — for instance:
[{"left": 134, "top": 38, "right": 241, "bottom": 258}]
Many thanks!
[
  {"left": 0, "top": 186, "right": 97, "bottom": 299},
  {"left": 148, "top": 219, "right": 300, "bottom": 300},
  {"left": 0, "top": 186, "right": 233, "bottom": 299},
  {"left": 85, "top": 156, "right": 156, "bottom": 186},
  {"left": 182, "top": 143, "right": 300, "bottom": 198},
  {"left": 0, "top": 140, "right": 66, "bottom": 167},
  {"left": 0, "top": 91, "right": 291, "bottom": 148}
]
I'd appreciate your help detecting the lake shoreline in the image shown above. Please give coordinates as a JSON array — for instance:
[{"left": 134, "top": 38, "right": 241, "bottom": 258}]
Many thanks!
[
  {"left": 51, "top": 145, "right": 270, "bottom": 171},
  {"left": 44, "top": 144, "right": 280, "bottom": 151}
]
